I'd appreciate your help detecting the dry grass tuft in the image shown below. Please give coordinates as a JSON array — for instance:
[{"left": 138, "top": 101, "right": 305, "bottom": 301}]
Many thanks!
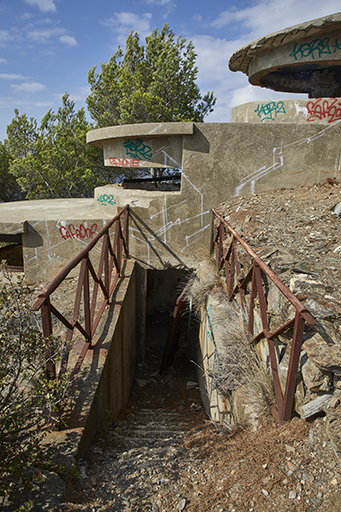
[{"left": 185, "top": 257, "right": 275, "bottom": 424}]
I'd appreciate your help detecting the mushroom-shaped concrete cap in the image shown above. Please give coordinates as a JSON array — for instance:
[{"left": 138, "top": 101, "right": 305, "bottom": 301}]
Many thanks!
[{"left": 228, "top": 12, "right": 341, "bottom": 97}]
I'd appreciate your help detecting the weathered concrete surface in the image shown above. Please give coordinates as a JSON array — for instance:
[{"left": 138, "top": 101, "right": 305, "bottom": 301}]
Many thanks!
[
  {"left": 231, "top": 98, "right": 341, "bottom": 124},
  {"left": 1, "top": 117, "right": 341, "bottom": 281},
  {"left": 41, "top": 259, "right": 138, "bottom": 463},
  {"left": 87, "top": 122, "right": 193, "bottom": 169},
  {"left": 0, "top": 198, "right": 111, "bottom": 283},
  {"left": 91, "top": 121, "right": 341, "bottom": 271},
  {"left": 229, "top": 13, "right": 341, "bottom": 97},
  {"left": 75, "top": 259, "right": 137, "bottom": 457}
]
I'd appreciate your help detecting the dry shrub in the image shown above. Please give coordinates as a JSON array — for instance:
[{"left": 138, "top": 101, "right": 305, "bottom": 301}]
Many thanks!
[
  {"left": 185, "top": 257, "right": 275, "bottom": 425},
  {"left": 184, "top": 256, "right": 225, "bottom": 312}
]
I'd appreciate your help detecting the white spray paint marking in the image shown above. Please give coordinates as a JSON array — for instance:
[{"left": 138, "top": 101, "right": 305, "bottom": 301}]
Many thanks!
[
  {"left": 150, "top": 200, "right": 187, "bottom": 220},
  {"left": 182, "top": 172, "right": 204, "bottom": 228},
  {"left": 234, "top": 122, "right": 341, "bottom": 196},
  {"left": 294, "top": 102, "right": 308, "bottom": 118},
  {"left": 181, "top": 224, "right": 210, "bottom": 253},
  {"left": 147, "top": 124, "right": 167, "bottom": 135}
]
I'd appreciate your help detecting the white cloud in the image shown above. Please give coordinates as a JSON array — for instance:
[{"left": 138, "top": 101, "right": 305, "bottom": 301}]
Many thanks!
[
  {"left": 104, "top": 12, "right": 153, "bottom": 45},
  {"left": 59, "top": 35, "right": 78, "bottom": 47},
  {"left": 38, "top": 17, "right": 53, "bottom": 24},
  {"left": 27, "top": 27, "right": 65, "bottom": 43},
  {"left": 0, "top": 30, "right": 14, "bottom": 46},
  {"left": 0, "top": 58, "right": 7, "bottom": 64},
  {"left": 21, "top": 12, "right": 34, "bottom": 20},
  {"left": 211, "top": 0, "right": 341, "bottom": 41},
  {"left": 24, "top": 0, "right": 56, "bottom": 13},
  {"left": 192, "top": 35, "right": 248, "bottom": 84},
  {"left": 68, "top": 86, "right": 90, "bottom": 103},
  {"left": 0, "top": 73, "right": 26, "bottom": 80},
  {"left": 11, "top": 81, "right": 46, "bottom": 93},
  {"left": 0, "top": 96, "right": 14, "bottom": 109},
  {"left": 143, "top": 0, "right": 175, "bottom": 17},
  {"left": 144, "top": 0, "right": 172, "bottom": 4}
]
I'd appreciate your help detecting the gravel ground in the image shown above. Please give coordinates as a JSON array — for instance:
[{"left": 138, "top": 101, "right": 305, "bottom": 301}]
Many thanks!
[{"left": 59, "top": 314, "right": 341, "bottom": 512}]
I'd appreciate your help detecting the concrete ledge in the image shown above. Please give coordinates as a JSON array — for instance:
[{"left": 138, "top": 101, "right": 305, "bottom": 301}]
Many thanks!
[{"left": 87, "top": 122, "right": 194, "bottom": 146}]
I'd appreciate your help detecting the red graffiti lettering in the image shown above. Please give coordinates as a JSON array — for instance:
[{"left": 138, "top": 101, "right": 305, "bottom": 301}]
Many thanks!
[
  {"left": 59, "top": 223, "right": 98, "bottom": 240},
  {"left": 109, "top": 157, "right": 141, "bottom": 167},
  {"left": 307, "top": 98, "right": 341, "bottom": 123}
]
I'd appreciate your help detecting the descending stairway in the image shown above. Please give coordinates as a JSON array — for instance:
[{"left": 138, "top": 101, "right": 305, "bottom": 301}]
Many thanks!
[{"left": 69, "top": 312, "right": 207, "bottom": 512}]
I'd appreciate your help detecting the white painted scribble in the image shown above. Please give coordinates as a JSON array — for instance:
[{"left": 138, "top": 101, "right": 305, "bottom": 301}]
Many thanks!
[
  {"left": 132, "top": 169, "right": 210, "bottom": 264},
  {"left": 294, "top": 102, "right": 308, "bottom": 118},
  {"left": 234, "top": 122, "right": 341, "bottom": 196}
]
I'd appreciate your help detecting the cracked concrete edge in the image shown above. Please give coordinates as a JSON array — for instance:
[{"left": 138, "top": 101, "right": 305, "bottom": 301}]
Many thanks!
[{"left": 229, "top": 12, "right": 341, "bottom": 74}]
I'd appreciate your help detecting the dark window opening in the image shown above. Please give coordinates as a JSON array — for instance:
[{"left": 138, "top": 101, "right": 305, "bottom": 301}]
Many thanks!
[{"left": 0, "top": 234, "right": 24, "bottom": 271}]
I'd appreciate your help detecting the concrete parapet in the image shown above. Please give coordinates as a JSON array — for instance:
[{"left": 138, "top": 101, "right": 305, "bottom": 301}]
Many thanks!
[
  {"left": 42, "top": 259, "right": 138, "bottom": 461},
  {"left": 231, "top": 98, "right": 341, "bottom": 124},
  {"left": 229, "top": 12, "right": 341, "bottom": 97}
]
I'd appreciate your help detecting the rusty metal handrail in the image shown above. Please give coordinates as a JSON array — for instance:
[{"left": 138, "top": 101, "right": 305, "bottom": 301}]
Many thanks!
[
  {"left": 33, "top": 205, "right": 130, "bottom": 380},
  {"left": 211, "top": 209, "right": 316, "bottom": 423}
]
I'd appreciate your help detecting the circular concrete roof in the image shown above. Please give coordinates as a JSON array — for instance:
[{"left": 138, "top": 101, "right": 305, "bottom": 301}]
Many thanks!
[{"left": 228, "top": 12, "right": 341, "bottom": 97}]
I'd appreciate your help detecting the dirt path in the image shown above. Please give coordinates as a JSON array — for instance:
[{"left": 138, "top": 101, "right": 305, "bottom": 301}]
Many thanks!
[{"left": 59, "top": 312, "right": 341, "bottom": 512}]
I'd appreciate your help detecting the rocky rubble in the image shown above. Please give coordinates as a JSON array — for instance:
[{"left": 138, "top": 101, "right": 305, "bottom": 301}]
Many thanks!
[{"left": 215, "top": 182, "right": 341, "bottom": 448}]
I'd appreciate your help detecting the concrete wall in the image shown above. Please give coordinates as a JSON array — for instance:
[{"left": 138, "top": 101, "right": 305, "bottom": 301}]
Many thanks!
[
  {"left": 231, "top": 98, "right": 341, "bottom": 124},
  {"left": 92, "top": 120, "right": 341, "bottom": 272},
  {"left": 77, "top": 259, "right": 139, "bottom": 457},
  {"left": 0, "top": 198, "right": 110, "bottom": 283},
  {"left": 1, "top": 116, "right": 341, "bottom": 282}
]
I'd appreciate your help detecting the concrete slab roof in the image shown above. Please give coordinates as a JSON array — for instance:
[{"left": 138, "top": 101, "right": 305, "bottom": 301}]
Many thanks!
[
  {"left": 87, "top": 122, "right": 194, "bottom": 146},
  {"left": 0, "top": 198, "right": 98, "bottom": 224},
  {"left": 228, "top": 12, "right": 341, "bottom": 75}
]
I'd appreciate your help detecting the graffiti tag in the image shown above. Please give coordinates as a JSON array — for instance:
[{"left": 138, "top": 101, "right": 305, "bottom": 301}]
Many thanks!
[
  {"left": 59, "top": 223, "right": 97, "bottom": 240},
  {"left": 124, "top": 138, "right": 152, "bottom": 161},
  {"left": 207, "top": 304, "right": 213, "bottom": 340},
  {"left": 306, "top": 98, "right": 341, "bottom": 123},
  {"left": 254, "top": 101, "right": 286, "bottom": 121},
  {"left": 289, "top": 37, "right": 341, "bottom": 60},
  {"left": 109, "top": 157, "right": 141, "bottom": 167},
  {"left": 97, "top": 194, "right": 116, "bottom": 206}
]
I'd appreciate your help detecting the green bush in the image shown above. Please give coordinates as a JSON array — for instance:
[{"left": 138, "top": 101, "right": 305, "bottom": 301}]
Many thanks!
[{"left": 0, "top": 265, "right": 69, "bottom": 497}]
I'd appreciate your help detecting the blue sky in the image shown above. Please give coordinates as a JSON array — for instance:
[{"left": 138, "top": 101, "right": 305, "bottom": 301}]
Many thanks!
[{"left": 0, "top": 0, "right": 340, "bottom": 142}]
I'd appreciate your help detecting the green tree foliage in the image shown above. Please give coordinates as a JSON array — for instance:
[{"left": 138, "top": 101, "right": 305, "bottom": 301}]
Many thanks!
[
  {"left": 0, "top": 265, "right": 69, "bottom": 497},
  {"left": 5, "top": 94, "right": 117, "bottom": 200},
  {"left": 87, "top": 24, "right": 216, "bottom": 127},
  {"left": 0, "top": 142, "right": 25, "bottom": 202}
]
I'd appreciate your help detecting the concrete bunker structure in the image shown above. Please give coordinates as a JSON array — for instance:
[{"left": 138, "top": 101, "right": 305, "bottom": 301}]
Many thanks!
[
  {"left": 1, "top": 13, "right": 341, "bottom": 281},
  {"left": 0, "top": 10, "right": 341, "bottom": 454},
  {"left": 229, "top": 12, "right": 341, "bottom": 97}
]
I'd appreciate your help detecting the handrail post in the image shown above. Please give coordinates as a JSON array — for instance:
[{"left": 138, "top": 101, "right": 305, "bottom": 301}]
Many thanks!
[
  {"left": 210, "top": 210, "right": 216, "bottom": 253},
  {"left": 281, "top": 311, "right": 306, "bottom": 422},
  {"left": 84, "top": 256, "right": 91, "bottom": 346},
  {"left": 103, "top": 232, "right": 109, "bottom": 298},
  {"left": 41, "top": 297, "right": 55, "bottom": 379},
  {"left": 123, "top": 206, "right": 129, "bottom": 258}
]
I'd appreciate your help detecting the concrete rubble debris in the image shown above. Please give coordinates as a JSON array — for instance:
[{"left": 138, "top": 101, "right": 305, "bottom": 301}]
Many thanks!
[{"left": 215, "top": 182, "right": 341, "bottom": 430}]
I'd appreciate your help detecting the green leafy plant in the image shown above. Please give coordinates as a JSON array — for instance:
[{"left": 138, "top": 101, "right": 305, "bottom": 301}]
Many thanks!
[
  {"left": 5, "top": 94, "right": 114, "bottom": 200},
  {"left": 0, "top": 265, "right": 70, "bottom": 497},
  {"left": 87, "top": 24, "right": 216, "bottom": 127}
]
